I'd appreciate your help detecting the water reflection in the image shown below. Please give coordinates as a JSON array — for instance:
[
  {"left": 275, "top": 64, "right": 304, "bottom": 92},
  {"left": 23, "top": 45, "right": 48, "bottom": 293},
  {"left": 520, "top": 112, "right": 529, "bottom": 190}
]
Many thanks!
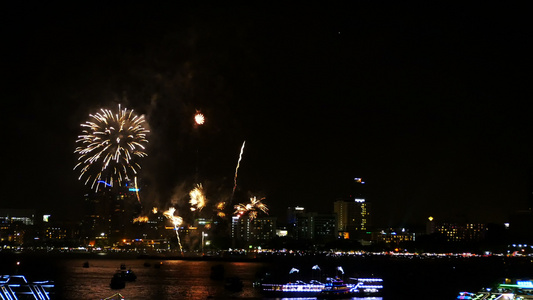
[
  {"left": 58, "top": 259, "right": 263, "bottom": 299},
  {"left": 54, "top": 259, "right": 382, "bottom": 300},
  {"left": 274, "top": 298, "right": 383, "bottom": 300}
]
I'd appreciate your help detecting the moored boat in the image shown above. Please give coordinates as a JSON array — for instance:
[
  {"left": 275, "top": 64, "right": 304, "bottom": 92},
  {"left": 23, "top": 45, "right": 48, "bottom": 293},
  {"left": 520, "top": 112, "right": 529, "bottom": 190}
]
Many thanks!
[{"left": 110, "top": 272, "right": 126, "bottom": 289}]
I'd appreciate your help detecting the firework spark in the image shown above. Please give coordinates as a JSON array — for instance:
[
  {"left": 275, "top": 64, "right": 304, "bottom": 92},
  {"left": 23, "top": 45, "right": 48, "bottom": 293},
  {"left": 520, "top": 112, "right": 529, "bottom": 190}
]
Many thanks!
[
  {"left": 189, "top": 184, "right": 206, "bottom": 211},
  {"left": 194, "top": 111, "right": 205, "bottom": 125},
  {"left": 230, "top": 141, "right": 246, "bottom": 204},
  {"left": 216, "top": 202, "right": 226, "bottom": 217},
  {"left": 133, "top": 216, "right": 149, "bottom": 223},
  {"left": 163, "top": 207, "right": 184, "bottom": 255},
  {"left": 74, "top": 104, "right": 149, "bottom": 190},
  {"left": 234, "top": 196, "right": 268, "bottom": 220}
]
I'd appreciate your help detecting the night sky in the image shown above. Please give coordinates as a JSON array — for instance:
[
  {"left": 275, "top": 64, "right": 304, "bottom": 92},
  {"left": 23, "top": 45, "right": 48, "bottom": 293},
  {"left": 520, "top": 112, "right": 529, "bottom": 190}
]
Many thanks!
[{"left": 2, "top": 3, "right": 532, "bottom": 228}]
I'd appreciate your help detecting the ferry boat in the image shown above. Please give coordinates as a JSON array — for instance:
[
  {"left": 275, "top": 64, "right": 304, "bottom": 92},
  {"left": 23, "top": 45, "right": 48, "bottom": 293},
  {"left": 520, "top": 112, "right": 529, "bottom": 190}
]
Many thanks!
[
  {"left": 317, "top": 279, "right": 351, "bottom": 298},
  {"left": 1, "top": 275, "right": 54, "bottom": 300},
  {"left": 259, "top": 277, "right": 383, "bottom": 297},
  {"left": 457, "top": 278, "right": 533, "bottom": 300}
]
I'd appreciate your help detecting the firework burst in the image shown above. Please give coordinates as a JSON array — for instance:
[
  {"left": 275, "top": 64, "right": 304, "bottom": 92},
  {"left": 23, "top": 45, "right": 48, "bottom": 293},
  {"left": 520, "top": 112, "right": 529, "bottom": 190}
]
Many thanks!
[
  {"left": 194, "top": 111, "right": 205, "bottom": 125},
  {"left": 74, "top": 104, "right": 149, "bottom": 190},
  {"left": 215, "top": 201, "right": 226, "bottom": 217},
  {"left": 234, "top": 196, "right": 268, "bottom": 220},
  {"left": 189, "top": 184, "right": 206, "bottom": 211},
  {"left": 133, "top": 216, "right": 149, "bottom": 223},
  {"left": 163, "top": 207, "right": 184, "bottom": 255}
]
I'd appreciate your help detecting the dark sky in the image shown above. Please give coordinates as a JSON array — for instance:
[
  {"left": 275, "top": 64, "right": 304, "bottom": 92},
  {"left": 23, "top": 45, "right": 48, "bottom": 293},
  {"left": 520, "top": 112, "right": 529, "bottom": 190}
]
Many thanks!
[{"left": 2, "top": 3, "right": 532, "bottom": 227}]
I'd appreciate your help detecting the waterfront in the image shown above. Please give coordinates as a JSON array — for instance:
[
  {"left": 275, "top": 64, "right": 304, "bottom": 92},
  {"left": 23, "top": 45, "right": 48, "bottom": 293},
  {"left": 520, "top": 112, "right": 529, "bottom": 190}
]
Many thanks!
[{"left": 1, "top": 252, "right": 532, "bottom": 299}]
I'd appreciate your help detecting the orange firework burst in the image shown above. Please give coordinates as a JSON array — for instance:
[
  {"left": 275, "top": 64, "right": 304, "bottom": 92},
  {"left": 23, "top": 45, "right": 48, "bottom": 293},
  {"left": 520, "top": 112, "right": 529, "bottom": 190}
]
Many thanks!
[
  {"left": 215, "top": 201, "right": 226, "bottom": 217},
  {"left": 133, "top": 216, "right": 149, "bottom": 223}
]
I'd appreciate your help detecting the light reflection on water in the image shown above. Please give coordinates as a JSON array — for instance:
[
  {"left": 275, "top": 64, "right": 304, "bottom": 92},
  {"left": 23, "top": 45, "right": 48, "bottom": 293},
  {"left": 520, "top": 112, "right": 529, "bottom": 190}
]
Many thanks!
[
  {"left": 55, "top": 259, "right": 382, "bottom": 300},
  {"left": 276, "top": 298, "right": 383, "bottom": 300},
  {"left": 58, "top": 259, "right": 262, "bottom": 299}
]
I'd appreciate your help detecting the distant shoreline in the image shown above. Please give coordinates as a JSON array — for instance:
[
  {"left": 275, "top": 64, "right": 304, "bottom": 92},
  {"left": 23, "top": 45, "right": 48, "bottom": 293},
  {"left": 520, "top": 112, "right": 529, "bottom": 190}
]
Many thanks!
[{"left": 2, "top": 249, "right": 533, "bottom": 264}]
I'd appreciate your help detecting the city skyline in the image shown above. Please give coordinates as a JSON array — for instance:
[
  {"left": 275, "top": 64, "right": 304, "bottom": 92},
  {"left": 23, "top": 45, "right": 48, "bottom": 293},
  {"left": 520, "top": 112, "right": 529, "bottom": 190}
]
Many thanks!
[{"left": 2, "top": 3, "right": 532, "bottom": 228}]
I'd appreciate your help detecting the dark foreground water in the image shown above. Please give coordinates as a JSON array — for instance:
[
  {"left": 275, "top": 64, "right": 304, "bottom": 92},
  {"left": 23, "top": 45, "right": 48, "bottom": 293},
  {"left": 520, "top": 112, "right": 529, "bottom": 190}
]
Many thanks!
[{"left": 1, "top": 252, "right": 532, "bottom": 299}]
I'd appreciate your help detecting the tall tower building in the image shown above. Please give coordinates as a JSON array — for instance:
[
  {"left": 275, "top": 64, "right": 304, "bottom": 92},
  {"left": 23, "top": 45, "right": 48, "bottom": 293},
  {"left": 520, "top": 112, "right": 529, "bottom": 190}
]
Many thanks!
[
  {"left": 294, "top": 212, "right": 337, "bottom": 243},
  {"left": 80, "top": 178, "right": 141, "bottom": 245},
  {"left": 333, "top": 178, "right": 370, "bottom": 239},
  {"left": 287, "top": 206, "right": 305, "bottom": 238}
]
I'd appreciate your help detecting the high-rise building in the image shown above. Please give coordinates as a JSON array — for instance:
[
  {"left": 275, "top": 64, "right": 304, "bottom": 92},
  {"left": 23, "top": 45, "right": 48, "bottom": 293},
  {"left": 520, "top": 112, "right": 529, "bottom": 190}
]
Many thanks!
[
  {"left": 334, "top": 199, "right": 370, "bottom": 237},
  {"left": 287, "top": 206, "right": 305, "bottom": 225},
  {"left": 79, "top": 178, "right": 141, "bottom": 245},
  {"left": 231, "top": 216, "right": 277, "bottom": 247},
  {"left": 436, "top": 223, "right": 486, "bottom": 242},
  {"left": 287, "top": 206, "right": 306, "bottom": 238},
  {"left": 294, "top": 212, "right": 337, "bottom": 243},
  {"left": 0, "top": 209, "right": 36, "bottom": 225},
  {"left": 251, "top": 217, "right": 277, "bottom": 244},
  {"left": 372, "top": 228, "right": 416, "bottom": 244},
  {"left": 0, "top": 209, "right": 36, "bottom": 245},
  {"left": 333, "top": 178, "right": 370, "bottom": 239}
]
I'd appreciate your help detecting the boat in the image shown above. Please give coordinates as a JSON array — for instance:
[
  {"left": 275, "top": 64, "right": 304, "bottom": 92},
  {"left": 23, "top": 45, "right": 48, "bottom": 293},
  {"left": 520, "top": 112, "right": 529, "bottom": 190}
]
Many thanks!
[
  {"left": 120, "top": 269, "right": 137, "bottom": 282},
  {"left": 259, "top": 277, "right": 383, "bottom": 297},
  {"left": 1, "top": 275, "right": 54, "bottom": 300},
  {"left": 317, "top": 279, "right": 351, "bottom": 299},
  {"left": 260, "top": 280, "right": 325, "bottom": 297},
  {"left": 110, "top": 273, "right": 126, "bottom": 289},
  {"left": 457, "top": 278, "right": 533, "bottom": 299},
  {"left": 111, "top": 269, "right": 137, "bottom": 283}
]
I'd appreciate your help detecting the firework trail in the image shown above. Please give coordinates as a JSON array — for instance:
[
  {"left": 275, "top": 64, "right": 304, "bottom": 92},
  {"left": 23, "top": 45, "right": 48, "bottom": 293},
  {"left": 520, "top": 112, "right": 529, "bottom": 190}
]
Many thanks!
[
  {"left": 230, "top": 141, "right": 246, "bottom": 204},
  {"left": 189, "top": 184, "right": 206, "bottom": 211},
  {"left": 74, "top": 104, "right": 149, "bottom": 191},
  {"left": 234, "top": 196, "right": 268, "bottom": 220},
  {"left": 134, "top": 177, "right": 140, "bottom": 203},
  {"left": 163, "top": 207, "right": 184, "bottom": 255}
]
